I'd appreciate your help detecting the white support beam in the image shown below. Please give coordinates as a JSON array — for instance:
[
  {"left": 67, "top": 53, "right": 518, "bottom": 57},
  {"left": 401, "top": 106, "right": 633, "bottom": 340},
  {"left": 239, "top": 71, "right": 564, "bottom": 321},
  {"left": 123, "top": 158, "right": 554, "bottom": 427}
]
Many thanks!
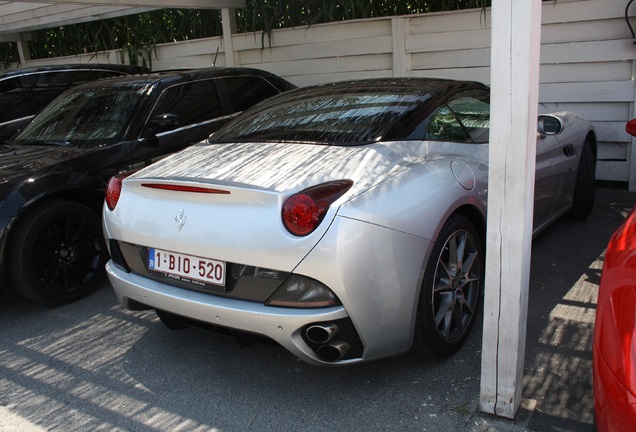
[
  {"left": 21, "top": 0, "right": 245, "bottom": 8},
  {"left": 221, "top": 7, "right": 236, "bottom": 67},
  {"left": 480, "top": 0, "right": 542, "bottom": 419},
  {"left": 391, "top": 17, "right": 408, "bottom": 77},
  {"left": 16, "top": 35, "right": 30, "bottom": 65}
]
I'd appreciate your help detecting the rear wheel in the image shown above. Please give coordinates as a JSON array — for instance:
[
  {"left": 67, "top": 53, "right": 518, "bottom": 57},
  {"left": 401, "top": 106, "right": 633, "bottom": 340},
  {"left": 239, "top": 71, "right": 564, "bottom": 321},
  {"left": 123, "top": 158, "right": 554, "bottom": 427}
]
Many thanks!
[
  {"left": 568, "top": 140, "right": 595, "bottom": 218},
  {"left": 413, "top": 214, "right": 484, "bottom": 357},
  {"left": 8, "top": 199, "right": 106, "bottom": 304}
]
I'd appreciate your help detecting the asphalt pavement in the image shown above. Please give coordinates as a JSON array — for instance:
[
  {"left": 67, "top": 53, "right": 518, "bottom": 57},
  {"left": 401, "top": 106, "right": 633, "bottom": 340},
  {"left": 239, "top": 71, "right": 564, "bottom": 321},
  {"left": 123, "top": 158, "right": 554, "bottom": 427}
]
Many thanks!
[{"left": 0, "top": 182, "right": 634, "bottom": 432}]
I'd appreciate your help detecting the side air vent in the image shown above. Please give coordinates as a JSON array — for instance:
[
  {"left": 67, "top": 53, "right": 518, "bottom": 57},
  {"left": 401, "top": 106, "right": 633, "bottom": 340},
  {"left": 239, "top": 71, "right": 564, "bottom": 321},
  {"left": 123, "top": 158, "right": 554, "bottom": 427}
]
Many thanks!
[{"left": 562, "top": 144, "right": 576, "bottom": 158}]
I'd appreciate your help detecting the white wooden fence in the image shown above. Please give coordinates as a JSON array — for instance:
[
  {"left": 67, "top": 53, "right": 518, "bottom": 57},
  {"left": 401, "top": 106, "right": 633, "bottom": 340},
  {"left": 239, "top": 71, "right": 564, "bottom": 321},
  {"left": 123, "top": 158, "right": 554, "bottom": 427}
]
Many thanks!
[{"left": 19, "top": 0, "right": 636, "bottom": 189}]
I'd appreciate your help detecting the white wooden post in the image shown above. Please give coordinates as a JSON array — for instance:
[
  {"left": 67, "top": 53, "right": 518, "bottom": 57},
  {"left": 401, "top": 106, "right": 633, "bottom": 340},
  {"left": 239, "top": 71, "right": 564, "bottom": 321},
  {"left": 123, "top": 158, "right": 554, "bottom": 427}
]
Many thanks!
[
  {"left": 391, "top": 17, "right": 408, "bottom": 77},
  {"left": 480, "top": 0, "right": 542, "bottom": 419},
  {"left": 221, "top": 7, "right": 237, "bottom": 67},
  {"left": 16, "top": 37, "right": 30, "bottom": 66}
]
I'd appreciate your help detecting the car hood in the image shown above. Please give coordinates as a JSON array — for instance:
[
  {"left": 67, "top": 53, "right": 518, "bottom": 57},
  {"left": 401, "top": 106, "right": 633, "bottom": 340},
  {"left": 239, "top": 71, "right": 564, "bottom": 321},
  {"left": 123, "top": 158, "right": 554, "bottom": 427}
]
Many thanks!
[
  {"left": 132, "top": 140, "right": 428, "bottom": 195},
  {"left": 0, "top": 144, "right": 95, "bottom": 184}
]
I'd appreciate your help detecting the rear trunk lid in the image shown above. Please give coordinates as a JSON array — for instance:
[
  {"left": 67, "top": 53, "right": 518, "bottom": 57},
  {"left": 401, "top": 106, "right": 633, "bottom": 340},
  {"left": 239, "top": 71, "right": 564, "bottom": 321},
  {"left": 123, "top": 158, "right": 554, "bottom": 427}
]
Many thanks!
[{"left": 108, "top": 140, "right": 427, "bottom": 271}]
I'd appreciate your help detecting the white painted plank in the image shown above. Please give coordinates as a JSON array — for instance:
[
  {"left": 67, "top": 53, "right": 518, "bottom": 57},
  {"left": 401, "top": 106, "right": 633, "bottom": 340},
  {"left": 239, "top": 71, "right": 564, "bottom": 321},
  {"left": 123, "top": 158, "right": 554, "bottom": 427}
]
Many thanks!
[
  {"left": 238, "top": 36, "right": 392, "bottom": 64},
  {"left": 597, "top": 142, "right": 629, "bottom": 160},
  {"left": 232, "top": 19, "right": 391, "bottom": 51},
  {"left": 539, "top": 81, "right": 636, "bottom": 103},
  {"left": 406, "top": 27, "right": 490, "bottom": 53},
  {"left": 411, "top": 48, "right": 491, "bottom": 69},
  {"left": 287, "top": 69, "right": 392, "bottom": 87},
  {"left": 597, "top": 160, "right": 630, "bottom": 181},
  {"left": 409, "top": 8, "right": 490, "bottom": 34},
  {"left": 541, "top": 0, "right": 626, "bottom": 25},
  {"left": 239, "top": 54, "right": 392, "bottom": 77},
  {"left": 541, "top": 18, "right": 630, "bottom": 44},
  {"left": 541, "top": 39, "right": 636, "bottom": 65},
  {"left": 594, "top": 122, "right": 635, "bottom": 142},
  {"left": 155, "top": 37, "right": 223, "bottom": 60},
  {"left": 408, "top": 67, "right": 491, "bottom": 84},
  {"left": 540, "top": 62, "right": 633, "bottom": 84},
  {"left": 538, "top": 102, "right": 631, "bottom": 122}
]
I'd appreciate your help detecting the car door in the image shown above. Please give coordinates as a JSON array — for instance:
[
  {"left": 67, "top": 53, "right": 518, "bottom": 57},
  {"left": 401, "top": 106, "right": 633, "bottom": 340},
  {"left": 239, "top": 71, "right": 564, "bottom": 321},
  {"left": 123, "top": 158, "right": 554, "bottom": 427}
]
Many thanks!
[
  {"left": 130, "top": 78, "right": 228, "bottom": 167},
  {"left": 446, "top": 91, "right": 559, "bottom": 230}
]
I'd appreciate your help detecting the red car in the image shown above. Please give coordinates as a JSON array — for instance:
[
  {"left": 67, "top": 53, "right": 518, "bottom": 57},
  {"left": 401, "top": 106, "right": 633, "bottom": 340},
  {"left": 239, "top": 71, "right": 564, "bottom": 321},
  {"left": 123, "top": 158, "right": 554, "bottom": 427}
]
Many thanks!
[{"left": 593, "top": 119, "right": 636, "bottom": 431}]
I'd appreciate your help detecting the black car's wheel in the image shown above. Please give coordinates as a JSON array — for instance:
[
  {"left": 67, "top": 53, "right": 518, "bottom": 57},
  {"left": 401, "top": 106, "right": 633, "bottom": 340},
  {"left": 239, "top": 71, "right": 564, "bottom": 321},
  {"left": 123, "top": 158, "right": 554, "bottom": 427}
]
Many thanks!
[
  {"left": 8, "top": 199, "right": 106, "bottom": 305},
  {"left": 413, "top": 214, "right": 484, "bottom": 357},
  {"left": 568, "top": 140, "right": 596, "bottom": 218}
]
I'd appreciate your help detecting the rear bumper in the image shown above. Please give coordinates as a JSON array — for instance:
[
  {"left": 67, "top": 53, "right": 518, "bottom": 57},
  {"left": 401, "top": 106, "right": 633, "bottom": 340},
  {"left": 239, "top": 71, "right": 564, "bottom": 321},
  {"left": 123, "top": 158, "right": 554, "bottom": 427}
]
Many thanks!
[{"left": 107, "top": 261, "right": 360, "bottom": 366}]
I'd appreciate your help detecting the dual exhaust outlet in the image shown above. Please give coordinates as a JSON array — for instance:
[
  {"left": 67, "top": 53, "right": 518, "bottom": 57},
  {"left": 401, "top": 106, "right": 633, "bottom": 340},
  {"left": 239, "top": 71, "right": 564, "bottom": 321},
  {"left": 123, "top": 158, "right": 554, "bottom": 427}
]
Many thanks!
[{"left": 305, "top": 323, "right": 350, "bottom": 362}]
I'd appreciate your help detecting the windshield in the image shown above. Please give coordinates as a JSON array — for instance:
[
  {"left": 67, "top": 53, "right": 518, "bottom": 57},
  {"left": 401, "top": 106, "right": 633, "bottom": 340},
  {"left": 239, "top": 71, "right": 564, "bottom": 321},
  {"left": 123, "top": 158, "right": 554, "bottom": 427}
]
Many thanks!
[
  {"left": 12, "top": 85, "right": 149, "bottom": 147},
  {"left": 210, "top": 87, "right": 433, "bottom": 145}
]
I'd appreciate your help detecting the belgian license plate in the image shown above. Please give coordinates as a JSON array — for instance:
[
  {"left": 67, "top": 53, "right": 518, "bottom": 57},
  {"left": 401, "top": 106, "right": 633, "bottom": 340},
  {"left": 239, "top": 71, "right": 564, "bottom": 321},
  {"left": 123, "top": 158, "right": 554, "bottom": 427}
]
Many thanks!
[{"left": 148, "top": 247, "right": 225, "bottom": 286}]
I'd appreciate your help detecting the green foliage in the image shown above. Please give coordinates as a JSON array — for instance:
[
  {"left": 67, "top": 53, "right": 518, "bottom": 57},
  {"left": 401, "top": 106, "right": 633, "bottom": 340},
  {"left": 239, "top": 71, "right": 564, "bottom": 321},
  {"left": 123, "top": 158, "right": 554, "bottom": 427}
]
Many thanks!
[
  {"left": 0, "top": 1, "right": 490, "bottom": 66},
  {"left": 237, "top": 0, "right": 490, "bottom": 32}
]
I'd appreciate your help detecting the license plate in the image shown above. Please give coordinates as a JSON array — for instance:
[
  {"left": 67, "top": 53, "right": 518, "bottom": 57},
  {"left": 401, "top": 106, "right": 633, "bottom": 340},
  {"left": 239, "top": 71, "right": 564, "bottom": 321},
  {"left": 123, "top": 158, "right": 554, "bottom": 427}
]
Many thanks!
[{"left": 148, "top": 247, "right": 225, "bottom": 286}]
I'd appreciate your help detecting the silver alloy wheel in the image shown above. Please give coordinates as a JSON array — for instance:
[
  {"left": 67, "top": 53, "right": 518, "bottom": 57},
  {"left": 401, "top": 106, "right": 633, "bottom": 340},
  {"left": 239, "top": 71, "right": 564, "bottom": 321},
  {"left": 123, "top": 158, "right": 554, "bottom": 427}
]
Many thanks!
[{"left": 431, "top": 228, "right": 481, "bottom": 343}]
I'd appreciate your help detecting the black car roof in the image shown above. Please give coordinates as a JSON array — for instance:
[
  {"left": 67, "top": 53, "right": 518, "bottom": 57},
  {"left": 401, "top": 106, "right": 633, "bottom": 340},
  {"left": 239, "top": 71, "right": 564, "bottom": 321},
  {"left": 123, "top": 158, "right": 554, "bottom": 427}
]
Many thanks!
[
  {"left": 286, "top": 76, "right": 489, "bottom": 97},
  {"left": 66, "top": 67, "right": 297, "bottom": 93},
  {"left": 0, "top": 64, "right": 149, "bottom": 79}
]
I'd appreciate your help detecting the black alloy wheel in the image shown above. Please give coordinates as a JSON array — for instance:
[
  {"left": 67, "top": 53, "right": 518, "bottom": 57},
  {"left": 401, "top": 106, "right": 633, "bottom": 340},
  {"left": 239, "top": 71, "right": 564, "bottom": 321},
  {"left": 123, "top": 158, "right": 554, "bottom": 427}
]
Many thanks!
[
  {"left": 9, "top": 199, "right": 106, "bottom": 304},
  {"left": 414, "top": 214, "right": 484, "bottom": 357}
]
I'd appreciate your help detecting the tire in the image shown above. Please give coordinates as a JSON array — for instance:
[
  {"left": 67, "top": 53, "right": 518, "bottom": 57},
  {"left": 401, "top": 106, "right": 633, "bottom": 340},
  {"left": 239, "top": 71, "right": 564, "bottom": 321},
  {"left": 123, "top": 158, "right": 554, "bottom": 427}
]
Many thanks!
[
  {"left": 413, "top": 214, "right": 484, "bottom": 357},
  {"left": 567, "top": 140, "right": 595, "bottom": 218},
  {"left": 8, "top": 199, "right": 106, "bottom": 305}
]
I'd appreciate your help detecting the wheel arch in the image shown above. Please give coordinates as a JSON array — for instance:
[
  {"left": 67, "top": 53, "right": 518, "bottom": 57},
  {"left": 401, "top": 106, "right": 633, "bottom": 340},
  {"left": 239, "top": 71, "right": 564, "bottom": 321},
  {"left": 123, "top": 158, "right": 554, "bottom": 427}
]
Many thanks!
[
  {"left": 4, "top": 187, "right": 105, "bottom": 262},
  {"left": 452, "top": 203, "right": 487, "bottom": 247}
]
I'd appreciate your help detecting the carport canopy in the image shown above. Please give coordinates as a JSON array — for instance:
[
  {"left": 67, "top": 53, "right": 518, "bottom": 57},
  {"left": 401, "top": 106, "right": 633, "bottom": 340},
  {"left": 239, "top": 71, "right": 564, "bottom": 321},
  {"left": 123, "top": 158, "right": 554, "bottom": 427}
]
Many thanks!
[{"left": 0, "top": 0, "right": 540, "bottom": 421}]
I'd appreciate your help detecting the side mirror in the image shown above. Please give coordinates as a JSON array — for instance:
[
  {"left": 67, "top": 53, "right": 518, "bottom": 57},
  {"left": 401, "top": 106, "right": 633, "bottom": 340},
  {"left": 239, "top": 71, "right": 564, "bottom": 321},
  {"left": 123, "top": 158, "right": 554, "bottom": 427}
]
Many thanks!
[
  {"left": 627, "top": 118, "right": 636, "bottom": 137},
  {"left": 537, "top": 115, "right": 563, "bottom": 135},
  {"left": 148, "top": 113, "right": 179, "bottom": 132},
  {"left": 140, "top": 113, "right": 179, "bottom": 147}
]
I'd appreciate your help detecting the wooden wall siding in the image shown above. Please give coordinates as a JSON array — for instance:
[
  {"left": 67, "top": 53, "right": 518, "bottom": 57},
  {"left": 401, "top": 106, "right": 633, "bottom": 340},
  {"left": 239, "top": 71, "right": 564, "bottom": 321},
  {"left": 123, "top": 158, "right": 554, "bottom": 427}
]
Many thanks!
[{"left": 17, "top": 0, "right": 636, "bottom": 186}]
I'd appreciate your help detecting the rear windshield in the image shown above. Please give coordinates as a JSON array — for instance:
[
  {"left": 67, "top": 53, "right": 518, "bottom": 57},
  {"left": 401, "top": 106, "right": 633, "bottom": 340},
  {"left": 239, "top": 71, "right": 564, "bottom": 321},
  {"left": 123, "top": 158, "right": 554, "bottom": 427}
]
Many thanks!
[{"left": 210, "top": 87, "right": 433, "bottom": 145}]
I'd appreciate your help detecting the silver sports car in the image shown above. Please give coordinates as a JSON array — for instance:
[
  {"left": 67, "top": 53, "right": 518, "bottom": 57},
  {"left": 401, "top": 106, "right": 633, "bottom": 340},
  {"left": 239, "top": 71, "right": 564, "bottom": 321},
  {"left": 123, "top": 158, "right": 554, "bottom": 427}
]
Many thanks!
[{"left": 103, "top": 78, "right": 596, "bottom": 365}]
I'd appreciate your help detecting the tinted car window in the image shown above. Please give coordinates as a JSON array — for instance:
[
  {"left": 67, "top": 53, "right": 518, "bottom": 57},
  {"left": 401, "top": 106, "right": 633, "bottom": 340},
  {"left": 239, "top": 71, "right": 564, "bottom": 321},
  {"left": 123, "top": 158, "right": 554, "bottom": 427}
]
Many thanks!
[
  {"left": 0, "top": 79, "right": 30, "bottom": 122},
  {"left": 448, "top": 93, "right": 490, "bottom": 143},
  {"left": 151, "top": 80, "right": 222, "bottom": 127},
  {"left": 222, "top": 76, "right": 281, "bottom": 112},
  {"left": 424, "top": 93, "right": 490, "bottom": 143}
]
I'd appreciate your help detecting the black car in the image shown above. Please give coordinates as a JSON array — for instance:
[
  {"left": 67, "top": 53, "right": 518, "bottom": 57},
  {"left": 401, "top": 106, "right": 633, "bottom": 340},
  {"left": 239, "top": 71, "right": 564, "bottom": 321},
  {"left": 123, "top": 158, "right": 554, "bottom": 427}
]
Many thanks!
[
  {"left": 0, "top": 67, "right": 296, "bottom": 304},
  {"left": 0, "top": 64, "right": 149, "bottom": 143}
]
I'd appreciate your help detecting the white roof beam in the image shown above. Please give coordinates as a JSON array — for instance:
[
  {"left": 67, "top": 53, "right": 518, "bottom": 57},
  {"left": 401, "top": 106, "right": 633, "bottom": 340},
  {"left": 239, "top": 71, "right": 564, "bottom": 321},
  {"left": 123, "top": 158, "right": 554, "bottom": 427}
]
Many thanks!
[{"left": 16, "top": 0, "right": 245, "bottom": 8}]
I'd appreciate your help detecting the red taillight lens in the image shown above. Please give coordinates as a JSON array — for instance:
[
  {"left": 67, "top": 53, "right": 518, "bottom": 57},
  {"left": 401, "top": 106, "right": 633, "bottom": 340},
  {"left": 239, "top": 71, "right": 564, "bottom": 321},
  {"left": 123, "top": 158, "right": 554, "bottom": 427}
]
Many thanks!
[
  {"left": 105, "top": 171, "right": 136, "bottom": 211},
  {"left": 282, "top": 180, "right": 353, "bottom": 236}
]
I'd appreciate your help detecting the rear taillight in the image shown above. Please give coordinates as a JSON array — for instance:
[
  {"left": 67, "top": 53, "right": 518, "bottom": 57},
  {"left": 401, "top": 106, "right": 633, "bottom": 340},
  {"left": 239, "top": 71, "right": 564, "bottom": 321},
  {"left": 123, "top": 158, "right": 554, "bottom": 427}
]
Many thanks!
[
  {"left": 105, "top": 171, "right": 136, "bottom": 211},
  {"left": 282, "top": 180, "right": 353, "bottom": 236}
]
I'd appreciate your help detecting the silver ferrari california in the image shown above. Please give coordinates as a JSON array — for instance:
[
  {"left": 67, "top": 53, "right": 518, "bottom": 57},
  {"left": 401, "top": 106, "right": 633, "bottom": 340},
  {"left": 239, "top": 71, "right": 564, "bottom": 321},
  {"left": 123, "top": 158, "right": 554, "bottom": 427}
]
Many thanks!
[{"left": 103, "top": 78, "right": 596, "bottom": 365}]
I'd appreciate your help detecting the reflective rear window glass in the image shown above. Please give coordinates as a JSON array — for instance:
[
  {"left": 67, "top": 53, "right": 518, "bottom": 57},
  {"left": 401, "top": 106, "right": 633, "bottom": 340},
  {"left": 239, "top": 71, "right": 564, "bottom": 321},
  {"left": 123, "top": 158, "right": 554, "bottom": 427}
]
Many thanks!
[{"left": 211, "top": 87, "right": 433, "bottom": 145}]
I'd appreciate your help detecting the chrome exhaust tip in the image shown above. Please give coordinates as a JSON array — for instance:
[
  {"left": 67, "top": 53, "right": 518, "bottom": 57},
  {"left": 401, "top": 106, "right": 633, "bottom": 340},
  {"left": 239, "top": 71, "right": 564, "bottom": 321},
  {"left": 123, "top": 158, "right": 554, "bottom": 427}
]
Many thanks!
[
  {"left": 317, "top": 341, "right": 350, "bottom": 362},
  {"left": 306, "top": 323, "right": 339, "bottom": 344}
]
